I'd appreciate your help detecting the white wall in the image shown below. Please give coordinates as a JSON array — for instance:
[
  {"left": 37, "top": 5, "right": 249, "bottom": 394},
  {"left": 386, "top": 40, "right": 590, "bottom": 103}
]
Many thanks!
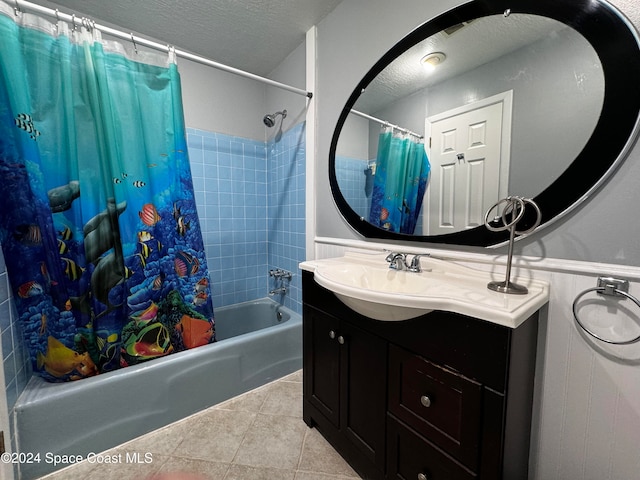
[{"left": 179, "top": 57, "right": 267, "bottom": 139}]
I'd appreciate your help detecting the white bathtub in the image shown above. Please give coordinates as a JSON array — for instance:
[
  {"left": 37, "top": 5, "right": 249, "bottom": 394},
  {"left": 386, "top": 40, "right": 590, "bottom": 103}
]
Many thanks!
[{"left": 13, "top": 298, "right": 302, "bottom": 479}]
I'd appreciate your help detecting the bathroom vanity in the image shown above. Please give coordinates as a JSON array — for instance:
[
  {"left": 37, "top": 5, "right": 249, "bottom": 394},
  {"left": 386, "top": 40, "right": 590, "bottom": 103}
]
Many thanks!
[{"left": 301, "top": 254, "right": 549, "bottom": 480}]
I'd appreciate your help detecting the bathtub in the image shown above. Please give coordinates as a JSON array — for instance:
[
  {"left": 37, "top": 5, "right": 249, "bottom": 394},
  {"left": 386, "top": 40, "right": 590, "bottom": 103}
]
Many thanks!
[{"left": 13, "top": 298, "right": 302, "bottom": 479}]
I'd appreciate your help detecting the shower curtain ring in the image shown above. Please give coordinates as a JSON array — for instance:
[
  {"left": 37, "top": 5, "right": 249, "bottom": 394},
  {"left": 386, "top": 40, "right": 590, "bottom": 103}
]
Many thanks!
[
  {"left": 14, "top": 0, "right": 20, "bottom": 16},
  {"left": 131, "top": 33, "right": 138, "bottom": 54}
]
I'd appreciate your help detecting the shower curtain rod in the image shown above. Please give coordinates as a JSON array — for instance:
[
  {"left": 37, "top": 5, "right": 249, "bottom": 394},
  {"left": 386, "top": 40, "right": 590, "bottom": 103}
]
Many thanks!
[
  {"left": 12, "top": 0, "right": 313, "bottom": 99},
  {"left": 350, "top": 109, "right": 423, "bottom": 139}
]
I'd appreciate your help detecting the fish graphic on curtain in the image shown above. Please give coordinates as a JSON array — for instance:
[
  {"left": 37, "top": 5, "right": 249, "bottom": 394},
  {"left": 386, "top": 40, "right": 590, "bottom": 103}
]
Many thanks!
[
  {"left": 369, "top": 127, "right": 430, "bottom": 234},
  {"left": 0, "top": 4, "right": 215, "bottom": 381}
]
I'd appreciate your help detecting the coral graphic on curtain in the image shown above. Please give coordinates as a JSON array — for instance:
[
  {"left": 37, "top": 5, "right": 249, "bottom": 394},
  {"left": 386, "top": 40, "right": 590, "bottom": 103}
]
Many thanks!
[
  {"left": 0, "top": 5, "right": 215, "bottom": 382},
  {"left": 369, "top": 127, "right": 430, "bottom": 234}
]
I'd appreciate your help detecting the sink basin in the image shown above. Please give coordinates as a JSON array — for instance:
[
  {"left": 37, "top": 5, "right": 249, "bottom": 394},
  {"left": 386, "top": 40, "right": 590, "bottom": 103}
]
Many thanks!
[{"left": 300, "top": 251, "right": 550, "bottom": 328}]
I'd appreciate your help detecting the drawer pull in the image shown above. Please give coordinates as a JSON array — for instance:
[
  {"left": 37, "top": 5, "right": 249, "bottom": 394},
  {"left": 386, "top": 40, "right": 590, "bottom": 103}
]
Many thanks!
[
  {"left": 329, "top": 330, "right": 336, "bottom": 339},
  {"left": 420, "top": 395, "right": 432, "bottom": 408},
  {"left": 417, "top": 473, "right": 429, "bottom": 480},
  {"left": 338, "top": 335, "right": 345, "bottom": 345}
]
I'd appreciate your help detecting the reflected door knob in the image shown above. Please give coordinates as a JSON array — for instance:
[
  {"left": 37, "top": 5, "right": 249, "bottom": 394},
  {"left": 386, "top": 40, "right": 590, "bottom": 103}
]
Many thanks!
[
  {"left": 337, "top": 336, "right": 345, "bottom": 345},
  {"left": 329, "top": 330, "right": 336, "bottom": 339},
  {"left": 418, "top": 473, "right": 429, "bottom": 480}
]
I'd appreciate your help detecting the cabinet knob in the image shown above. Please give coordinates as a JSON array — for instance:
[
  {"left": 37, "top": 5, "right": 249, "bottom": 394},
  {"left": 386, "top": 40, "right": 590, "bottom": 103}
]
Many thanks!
[
  {"left": 417, "top": 473, "right": 429, "bottom": 480},
  {"left": 329, "top": 330, "right": 336, "bottom": 339},
  {"left": 338, "top": 335, "right": 345, "bottom": 345},
  {"left": 420, "top": 395, "right": 432, "bottom": 408}
]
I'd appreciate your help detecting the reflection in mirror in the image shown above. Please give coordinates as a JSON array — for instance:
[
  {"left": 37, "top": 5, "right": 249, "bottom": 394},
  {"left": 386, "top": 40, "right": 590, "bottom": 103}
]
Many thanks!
[{"left": 335, "top": 13, "right": 604, "bottom": 237}]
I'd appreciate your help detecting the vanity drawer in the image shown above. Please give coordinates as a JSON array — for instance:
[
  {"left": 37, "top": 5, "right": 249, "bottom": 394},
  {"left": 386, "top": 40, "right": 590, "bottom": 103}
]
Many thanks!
[
  {"left": 387, "top": 414, "right": 477, "bottom": 480},
  {"left": 388, "top": 344, "right": 482, "bottom": 470}
]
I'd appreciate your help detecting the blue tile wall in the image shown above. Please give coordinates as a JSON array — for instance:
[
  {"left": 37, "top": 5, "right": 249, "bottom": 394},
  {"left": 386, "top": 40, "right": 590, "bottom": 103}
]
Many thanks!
[
  {"left": 187, "top": 123, "right": 305, "bottom": 315},
  {"left": 0, "top": 245, "right": 32, "bottom": 453},
  {"left": 267, "top": 123, "right": 306, "bottom": 313},
  {"left": 335, "top": 155, "right": 372, "bottom": 220}
]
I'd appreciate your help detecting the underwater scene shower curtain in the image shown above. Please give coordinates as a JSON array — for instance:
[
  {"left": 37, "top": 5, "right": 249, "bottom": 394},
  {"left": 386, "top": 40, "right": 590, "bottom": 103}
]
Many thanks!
[
  {"left": 0, "top": 5, "right": 215, "bottom": 382},
  {"left": 369, "top": 127, "right": 430, "bottom": 234}
]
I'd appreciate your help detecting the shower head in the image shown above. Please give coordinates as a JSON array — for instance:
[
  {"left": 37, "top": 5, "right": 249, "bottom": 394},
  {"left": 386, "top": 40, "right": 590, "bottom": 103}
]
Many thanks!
[{"left": 263, "top": 110, "right": 287, "bottom": 127}]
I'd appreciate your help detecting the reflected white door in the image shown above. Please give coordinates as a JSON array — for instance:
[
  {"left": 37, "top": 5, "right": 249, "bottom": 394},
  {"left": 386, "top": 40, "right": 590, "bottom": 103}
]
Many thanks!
[{"left": 425, "top": 93, "right": 511, "bottom": 235}]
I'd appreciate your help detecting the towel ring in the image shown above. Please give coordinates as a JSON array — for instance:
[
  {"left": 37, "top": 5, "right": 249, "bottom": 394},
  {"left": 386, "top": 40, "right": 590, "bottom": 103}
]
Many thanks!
[{"left": 572, "top": 277, "right": 640, "bottom": 345}]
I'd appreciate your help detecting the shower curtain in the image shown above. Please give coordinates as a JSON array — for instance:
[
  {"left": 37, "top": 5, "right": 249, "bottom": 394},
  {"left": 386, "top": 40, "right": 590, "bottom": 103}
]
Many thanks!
[
  {"left": 0, "top": 5, "right": 215, "bottom": 382},
  {"left": 369, "top": 127, "right": 430, "bottom": 234}
]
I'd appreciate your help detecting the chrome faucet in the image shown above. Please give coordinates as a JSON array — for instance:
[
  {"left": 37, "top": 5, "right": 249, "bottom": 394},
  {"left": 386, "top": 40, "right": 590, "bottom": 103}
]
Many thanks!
[
  {"left": 407, "top": 254, "right": 430, "bottom": 273},
  {"left": 269, "top": 286, "right": 287, "bottom": 296},
  {"left": 385, "top": 252, "right": 407, "bottom": 270}
]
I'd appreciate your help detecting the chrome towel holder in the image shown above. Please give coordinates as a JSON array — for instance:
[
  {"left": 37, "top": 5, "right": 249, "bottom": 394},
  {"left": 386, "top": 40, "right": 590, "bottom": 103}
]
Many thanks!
[
  {"left": 572, "top": 276, "right": 640, "bottom": 345},
  {"left": 483, "top": 196, "right": 541, "bottom": 294}
]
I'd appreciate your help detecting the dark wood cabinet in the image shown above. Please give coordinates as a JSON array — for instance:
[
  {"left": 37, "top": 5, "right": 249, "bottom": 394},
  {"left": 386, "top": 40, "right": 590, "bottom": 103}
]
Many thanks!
[
  {"left": 304, "top": 304, "right": 387, "bottom": 479},
  {"left": 302, "top": 270, "right": 540, "bottom": 480}
]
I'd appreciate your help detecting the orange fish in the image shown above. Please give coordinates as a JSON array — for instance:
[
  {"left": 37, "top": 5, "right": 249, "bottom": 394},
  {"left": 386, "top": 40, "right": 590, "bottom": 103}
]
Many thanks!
[
  {"left": 138, "top": 203, "right": 160, "bottom": 226},
  {"left": 175, "top": 315, "right": 214, "bottom": 349},
  {"left": 380, "top": 207, "right": 389, "bottom": 221}
]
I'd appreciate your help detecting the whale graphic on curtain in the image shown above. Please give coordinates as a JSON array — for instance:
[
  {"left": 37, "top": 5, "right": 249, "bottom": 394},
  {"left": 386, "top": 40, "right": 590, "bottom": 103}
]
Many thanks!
[
  {"left": 369, "top": 127, "right": 430, "bottom": 234},
  {"left": 0, "top": 5, "right": 215, "bottom": 382}
]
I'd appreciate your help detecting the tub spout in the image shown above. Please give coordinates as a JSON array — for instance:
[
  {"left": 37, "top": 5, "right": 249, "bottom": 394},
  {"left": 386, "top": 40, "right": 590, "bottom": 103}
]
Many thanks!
[{"left": 269, "top": 287, "right": 287, "bottom": 296}]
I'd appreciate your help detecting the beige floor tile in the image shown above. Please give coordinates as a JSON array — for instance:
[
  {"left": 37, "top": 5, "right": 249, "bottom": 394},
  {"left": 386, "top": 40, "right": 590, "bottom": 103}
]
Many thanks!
[
  {"left": 224, "top": 463, "right": 296, "bottom": 480},
  {"left": 37, "top": 372, "right": 364, "bottom": 480},
  {"left": 295, "top": 472, "right": 361, "bottom": 480},
  {"left": 70, "top": 455, "right": 160, "bottom": 480},
  {"left": 298, "top": 429, "right": 359, "bottom": 477},
  {"left": 117, "top": 425, "right": 187, "bottom": 456},
  {"left": 39, "top": 458, "right": 99, "bottom": 479},
  {"left": 260, "top": 380, "right": 303, "bottom": 418},
  {"left": 214, "top": 386, "right": 269, "bottom": 413},
  {"left": 154, "top": 456, "right": 230, "bottom": 479},
  {"left": 233, "top": 413, "right": 307, "bottom": 470},
  {"left": 281, "top": 370, "right": 303, "bottom": 383},
  {"left": 172, "top": 409, "right": 257, "bottom": 462}
]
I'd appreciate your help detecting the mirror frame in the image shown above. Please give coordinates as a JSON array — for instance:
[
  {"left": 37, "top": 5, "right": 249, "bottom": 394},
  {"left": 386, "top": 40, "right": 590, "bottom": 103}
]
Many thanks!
[{"left": 329, "top": 0, "right": 640, "bottom": 247}]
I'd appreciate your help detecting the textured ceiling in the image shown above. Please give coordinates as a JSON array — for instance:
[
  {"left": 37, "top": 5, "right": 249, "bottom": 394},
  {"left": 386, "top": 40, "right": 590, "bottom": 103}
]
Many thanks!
[
  {"left": 39, "top": 0, "right": 344, "bottom": 76},
  {"left": 354, "top": 14, "right": 570, "bottom": 114}
]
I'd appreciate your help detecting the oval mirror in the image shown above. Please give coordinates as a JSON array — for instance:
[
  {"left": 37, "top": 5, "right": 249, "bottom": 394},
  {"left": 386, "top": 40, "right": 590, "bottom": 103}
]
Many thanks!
[{"left": 329, "top": 0, "right": 640, "bottom": 247}]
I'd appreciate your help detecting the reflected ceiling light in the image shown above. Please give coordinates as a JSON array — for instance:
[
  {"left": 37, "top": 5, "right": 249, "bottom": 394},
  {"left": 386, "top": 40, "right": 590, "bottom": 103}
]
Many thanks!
[{"left": 421, "top": 52, "right": 446, "bottom": 71}]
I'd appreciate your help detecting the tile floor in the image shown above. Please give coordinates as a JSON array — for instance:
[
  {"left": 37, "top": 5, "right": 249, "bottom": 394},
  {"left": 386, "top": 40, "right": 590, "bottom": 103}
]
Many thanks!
[{"left": 40, "top": 370, "right": 361, "bottom": 480}]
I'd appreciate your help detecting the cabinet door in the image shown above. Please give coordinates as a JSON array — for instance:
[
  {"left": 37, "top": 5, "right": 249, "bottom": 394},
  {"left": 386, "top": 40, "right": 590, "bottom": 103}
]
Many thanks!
[
  {"left": 304, "top": 306, "right": 341, "bottom": 427},
  {"left": 340, "top": 319, "right": 387, "bottom": 470}
]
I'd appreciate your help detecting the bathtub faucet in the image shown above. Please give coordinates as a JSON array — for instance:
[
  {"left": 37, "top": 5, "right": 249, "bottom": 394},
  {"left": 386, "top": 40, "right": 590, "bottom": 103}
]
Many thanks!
[
  {"left": 269, "top": 287, "right": 287, "bottom": 296},
  {"left": 269, "top": 268, "right": 292, "bottom": 280}
]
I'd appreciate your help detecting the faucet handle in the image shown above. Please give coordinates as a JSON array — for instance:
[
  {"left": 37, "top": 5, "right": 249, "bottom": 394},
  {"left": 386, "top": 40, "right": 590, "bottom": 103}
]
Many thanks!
[
  {"left": 385, "top": 252, "right": 406, "bottom": 270},
  {"left": 407, "top": 254, "right": 430, "bottom": 272}
]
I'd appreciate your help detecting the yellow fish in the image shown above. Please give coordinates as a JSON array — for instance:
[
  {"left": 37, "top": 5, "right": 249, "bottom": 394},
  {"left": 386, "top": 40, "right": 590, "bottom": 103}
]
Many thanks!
[{"left": 36, "top": 336, "right": 98, "bottom": 379}]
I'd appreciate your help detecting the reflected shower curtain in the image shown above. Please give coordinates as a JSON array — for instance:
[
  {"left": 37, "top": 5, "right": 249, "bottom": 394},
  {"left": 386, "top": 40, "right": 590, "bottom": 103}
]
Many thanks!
[
  {"left": 369, "top": 127, "right": 430, "bottom": 234},
  {"left": 0, "top": 5, "right": 215, "bottom": 382}
]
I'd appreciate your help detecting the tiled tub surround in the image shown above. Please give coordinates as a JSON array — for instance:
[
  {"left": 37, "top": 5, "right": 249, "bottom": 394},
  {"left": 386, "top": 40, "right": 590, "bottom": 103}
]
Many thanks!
[
  {"left": 0, "top": 124, "right": 305, "bottom": 477},
  {"left": 187, "top": 124, "right": 306, "bottom": 314},
  {"left": 40, "top": 371, "right": 361, "bottom": 480}
]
